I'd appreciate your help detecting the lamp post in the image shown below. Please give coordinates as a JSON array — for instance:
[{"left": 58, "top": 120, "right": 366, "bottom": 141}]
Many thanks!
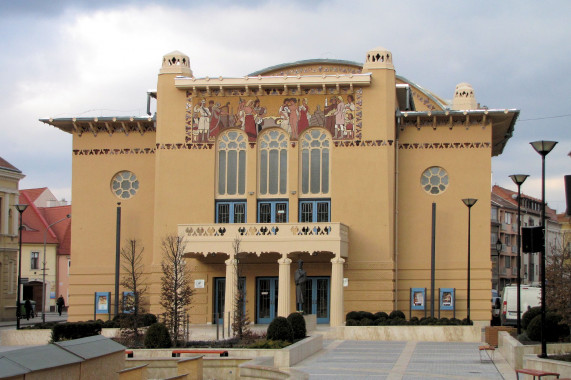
[
  {"left": 530, "top": 140, "right": 557, "bottom": 358},
  {"left": 462, "top": 198, "right": 477, "bottom": 323},
  {"left": 14, "top": 204, "right": 28, "bottom": 330},
  {"left": 510, "top": 174, "right": 529, "bottom": 336},
  {"left": 495, "top": 238, "right": 502, "bottom": 292},
  {"left": 42, "top": 214, "right": 71, "bottom": 323}
]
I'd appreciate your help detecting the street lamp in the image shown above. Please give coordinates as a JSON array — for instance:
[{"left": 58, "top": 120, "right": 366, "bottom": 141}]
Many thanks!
[
  {"left": 462, "top": 198, "right": 477, "bottom": 323},
  {"left": 14, "top": 203, "right": 28, "bottom": 330},
  {"left": 530, "top": 140, "right": 557, "bottom": 358},
  {"left": 510, "top": 174, "right": 528, "bottom": 336},
  {"left": 495, "top": 238, "right": 502, "bottom": 292},
  {"left": 42, "top": 214, "right": 71, "bottom": 322}
]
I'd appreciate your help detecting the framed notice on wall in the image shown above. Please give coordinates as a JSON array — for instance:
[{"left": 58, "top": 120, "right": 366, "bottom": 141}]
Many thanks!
[
  {"left": 410, "top": 288, "right": 426, "bottom": 311},
  {"left": 95, "top": 292, "right": 111, "bottom": 315},
  {"left": 439, "top": 288, "right": 455, "bottom": 311}
]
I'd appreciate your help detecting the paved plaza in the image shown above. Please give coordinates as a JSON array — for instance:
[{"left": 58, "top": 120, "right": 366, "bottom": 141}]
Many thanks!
[{"left": 294, "top": 340, "right": 515, "bottom": 380}]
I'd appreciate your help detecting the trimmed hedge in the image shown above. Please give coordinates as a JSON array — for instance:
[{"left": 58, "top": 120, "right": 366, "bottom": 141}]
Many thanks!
[
  {"left": 51, "top": 321, "right": 102, "bottom": 342},
  {"left": 527, "top": 313, "right": 570, "bottom": 342},
  {"left": 287, "top": 312, "right": 307, "bottom": 340},
  {"left": 522, "top": 307, "right": 541, "bottom": 330},
  {"left": 344, "top": 310, "right": 468, "bottom": 326},
  {"left": 144, "top": 323, "right": 172, "bottom": 348},
  {"left": 267, "top": 317, "right": 294, "bottom": 342}
]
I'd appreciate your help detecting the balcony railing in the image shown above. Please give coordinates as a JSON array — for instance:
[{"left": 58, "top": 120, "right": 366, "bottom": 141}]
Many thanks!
[
  {"left": 178, "top": 222, "right": 349, "bottom": 258},
  {"left": 511, "top": 245, "right": 518, "bottom": 253}
]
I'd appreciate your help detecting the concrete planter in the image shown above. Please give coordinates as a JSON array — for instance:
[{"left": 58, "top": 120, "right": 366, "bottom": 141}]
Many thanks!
[
  {"left": 320, "top": 325, "right": 481, "bottom": 342},
  {"left": 0, "top": 327, "right": 120, "bottom": 346},
  {"left": 498, "top": 331, "right": 571, "bottom": 370}
]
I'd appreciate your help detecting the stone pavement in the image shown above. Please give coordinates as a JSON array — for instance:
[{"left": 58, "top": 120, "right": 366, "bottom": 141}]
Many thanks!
[{"left": 294, "top": 340, "right": 516, "bottom": 380}]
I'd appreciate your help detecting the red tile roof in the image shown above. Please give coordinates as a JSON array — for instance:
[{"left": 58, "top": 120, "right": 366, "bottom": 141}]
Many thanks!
[
  {"left": 20, "top": 188, "right": 48, "bottom": 204},
  {"left": 492, "top": 185, "right": 557, "bottom": 220},
  {"left": 19, "top": 192, "right": 71, "bottom": 255}
]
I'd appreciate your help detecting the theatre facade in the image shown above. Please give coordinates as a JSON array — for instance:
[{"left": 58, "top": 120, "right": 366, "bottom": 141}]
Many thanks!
[{"left": 42, "top": 46, "right": 518, "bottom": 326}]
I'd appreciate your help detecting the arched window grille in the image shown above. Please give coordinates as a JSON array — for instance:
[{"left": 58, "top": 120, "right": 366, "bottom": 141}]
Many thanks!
[
  {"left": 217, "top": 130, "right": 247, "bottom": 196},
  {"left": 259, "top": 129, "right": 288, "bottom": 196},
  {"left": 300, "top": 129, "right": 330, "bottom": 195}
]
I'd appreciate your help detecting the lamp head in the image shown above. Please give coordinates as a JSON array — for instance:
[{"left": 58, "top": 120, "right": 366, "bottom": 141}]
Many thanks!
[
  {"left": 509, "top": 174, "right": 529, "bottom": 186},
  {"left": 496, "top": 239, "right": 502, "bottom": 254},
  {"left": 462, "top": 198, "right": 478, "bottom": 208},
  {"left": 14, "top": 204, "right": 28, "bottom": 213},
  {"left": 530, "top": 140, "right": 558, "bottom": 156}
]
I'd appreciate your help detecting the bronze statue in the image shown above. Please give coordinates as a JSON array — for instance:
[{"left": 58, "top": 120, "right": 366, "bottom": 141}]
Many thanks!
[{"left": 295, "top": 259, "right": 307, "bottom": 312}]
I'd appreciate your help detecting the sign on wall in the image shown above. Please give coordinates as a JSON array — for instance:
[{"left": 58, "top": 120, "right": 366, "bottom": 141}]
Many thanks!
[
  {"left": 410, "top": 288, "right": 426, "bottom": 311},
  {"left": 439, "top": 288, "right": 455, "bottom": 311},
  {"left": 94, "top": 292, "right": 110, "bottom": 315}
]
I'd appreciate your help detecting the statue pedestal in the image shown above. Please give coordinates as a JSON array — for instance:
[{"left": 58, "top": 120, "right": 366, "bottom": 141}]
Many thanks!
[{"left": 303, "top": 314, "right": 317, "bottom": 333}]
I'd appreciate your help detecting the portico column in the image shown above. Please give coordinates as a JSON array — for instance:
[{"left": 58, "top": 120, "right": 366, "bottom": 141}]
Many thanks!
[
  {"left": 224, "top": 258, "right": 237, "bottom": 333},
  {"left": 330, "top": 256, "right": 345, "bottom": 326},
  {"left": 277, "top": 255, "right": 292, "bottom": 317}
]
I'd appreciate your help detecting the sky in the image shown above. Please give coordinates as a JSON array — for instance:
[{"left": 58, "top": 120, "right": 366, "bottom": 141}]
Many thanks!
[{"left": 0, "top": 1, "right": 569, "bottom": 213}]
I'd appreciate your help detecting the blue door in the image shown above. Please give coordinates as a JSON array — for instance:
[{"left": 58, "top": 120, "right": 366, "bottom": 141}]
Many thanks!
[
  {"left": 214, "top": 277, "right": 245, "bottom": 325},
  {"left": 256, "top": 277, "right": 278, "bottom": 324},
  {"left": 302, "top": 277, "right": 330, "bottom": 324}
]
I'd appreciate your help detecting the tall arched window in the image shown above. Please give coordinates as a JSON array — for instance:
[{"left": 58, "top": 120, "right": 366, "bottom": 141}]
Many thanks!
[
  {"left": 217, "top": 130, "right": 246, "bottom": 196},
  {"left": 259, "top": 129, "right": 288, "bottom": 196},
  {"left": 300, "top": 129, "right": 330, "bottom": 195}
]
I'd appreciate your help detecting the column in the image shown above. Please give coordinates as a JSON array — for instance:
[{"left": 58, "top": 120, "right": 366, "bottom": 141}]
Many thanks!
[
  {"left": 277, "top": 255, "right": 292, "bottom": 317},
  {"left": 330, "top": 256, "right": 345, "bottom": 327},
  {"left": 224, "top": 258, "right": 237, "bottom": 333}
]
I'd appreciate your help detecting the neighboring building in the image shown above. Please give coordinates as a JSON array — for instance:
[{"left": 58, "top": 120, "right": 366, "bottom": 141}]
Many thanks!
[
  {"left": 21, "top": 187, "right": 68, "bottom": 208},
  {"left": 41, "top": 47, "right": 520, "bottom": 326},
  {"left": 0, "top": 157, "right": 25, "bottom": 321},
  {"left": 19, "top": 189, "right": 71, "bottom": 313},
  {"left": 491, "top": 185, "right": 559, "bottom": 290}
]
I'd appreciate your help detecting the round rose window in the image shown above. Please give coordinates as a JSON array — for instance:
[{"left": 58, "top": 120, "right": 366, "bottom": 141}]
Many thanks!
[
  {"left": 421, "top": 167, "right": 449, "bottom": 195},
  {"left": 111, "top": 171, "right": 139, "bottom": 199}
]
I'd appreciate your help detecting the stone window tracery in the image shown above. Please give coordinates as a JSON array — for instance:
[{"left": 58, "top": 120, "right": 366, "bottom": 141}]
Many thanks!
[
  {"left": 111, "top": 171, "right": 139, "bottom": 199},
  {"left": 217, "top": 130, "right": 247, "bottom": 196},
  {"left": 300, "top": 129, "right": 330, "bottom": 195},
  {"left": 421, "top": 167, "right": 449, "bottom": 195}
]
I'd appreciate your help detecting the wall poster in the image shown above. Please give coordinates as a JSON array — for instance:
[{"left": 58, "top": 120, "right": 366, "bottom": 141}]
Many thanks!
[
  {"left": 94, "top": 292, "right": 111, "bottom": 315},
  {"left": 439, "top": 288, "right": 455, "bottom": 311},
  {"left": 410, "top": 288, "right": 426, "bottom": 311}
]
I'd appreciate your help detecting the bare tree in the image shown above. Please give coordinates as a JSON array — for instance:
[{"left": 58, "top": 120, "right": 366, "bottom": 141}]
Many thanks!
[
  {"left": 160, "top": 234, "right": 193, "bottom": 346},
  {"left": 232, "top": 237, "right": 251, "bottom": 340},
  {"left": 120, "top": 238, "right": 147, "bottom": 345},
  {"left": 546, "top": 241, "right": 571, "bottom": 326}
]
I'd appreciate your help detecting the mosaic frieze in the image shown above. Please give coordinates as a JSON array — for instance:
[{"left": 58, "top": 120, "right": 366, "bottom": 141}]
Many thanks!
[
  {"left": 260, "top": 64, "right": 362, "bottom": 77},
  {"left": 185, "top": 89, "right": 363, "bottom": 143}
]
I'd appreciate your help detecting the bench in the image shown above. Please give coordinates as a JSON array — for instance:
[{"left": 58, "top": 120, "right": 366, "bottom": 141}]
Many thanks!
[
  {"left": 478, "top": 345, "right": 495, "bottom": 362},
  {"left": 172, "top": 349, "right": 228, "bottom": 357},
  {"left": 515, "top": 368, "right": 560, "bottom": 380}
]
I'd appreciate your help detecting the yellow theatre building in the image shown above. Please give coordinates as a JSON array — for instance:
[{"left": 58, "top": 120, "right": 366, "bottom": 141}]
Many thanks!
[{"left": 41, "top": 46, "right": 518, "bottom": 327}]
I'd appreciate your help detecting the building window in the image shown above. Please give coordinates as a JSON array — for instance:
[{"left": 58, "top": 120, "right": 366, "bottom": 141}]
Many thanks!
[
  {"left": 505, "top": 256, "right": 511, "bottom": 268},
  {"left": 111, "top": 171, "right": 139, "bottom": 199},
  {"left": 31, "top": 251, "right": 39, "bottom": 270},
  {"left": 491, "top": 207, "right": 498, "bottom": 221},
  {"left": 216, "top": 201, "right": 246, "bottom": 223},
  {"left": 299, "top": 200, "right": 331, "bottom": 222},
  {"left": 420, "top": 166, "right": 449, "bottom": 195},
  {"left": 504, "top": 212, "right": 512, "bottom": 224},
  {"left": 300, "top": 129, "right": 330, "bottom": 195},
  {"left": 491, "top": 232, "right": 498, "bottom": 244},
  {"left": 218, "top": 131, "right": 247, "bottom": 196},
  {"left": 505, "top": 235, "right": 511, "bottom": 246},
  {"left": 259, "top": 130, "right": 288, "bottom": 196},
  {"left": 257, "top": 200, "right": 288, "bottom": 223}
]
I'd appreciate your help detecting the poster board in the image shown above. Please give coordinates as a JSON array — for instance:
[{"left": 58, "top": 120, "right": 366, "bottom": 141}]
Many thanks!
[
  {"left": 411, "top": 288, "right": 426, "bottom": 310},
  {"left": 439, "top": 288, "right": 455, "bottom": 318},
  {"left": 94, "top": 292, "right": 110, "bottom": 315}
]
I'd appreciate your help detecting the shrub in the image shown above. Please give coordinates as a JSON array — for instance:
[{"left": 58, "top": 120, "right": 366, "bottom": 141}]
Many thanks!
[
  {"left": 287, "top": 312, "right": 306, "bottom": 340},
  {"left": 141, "top": 313, "right": 158, "bottom": 326},
  {"left": 358, "top": 311, "right": 375, "bottom": 320},
  {"left": 247, "top": 339, "right": 291, "bottom": 349},
  {"left": 51, "top": 321, "right": 103, "bottom": 342},
  {"left": 374, "top": 318, "right": 388, "bottom": 326},
  {"left": 390, "top": 317, "right": 407, "bottom": 325},
  {"left": 267, "top": 317, "right": 293, "bottom": 342},
  {"left": 409, "top": 317, "right": 419, "bottom": 325},
  {"left": 144, "top": 323, "right": 171, "bottom": 348},
  {"left": 449, "top": 318, "right": 462, "bottom": 325},
  {"left": 360, "top": 318, "right": 374, "bottom": 326},
  {"left": 522, "top": 307, "right": 542, "bottom": 330},
  {"left": 346, "top": 319, "right": 359, "bottom": 326},
  {"left": 437, "top": 318, "right": 450, "bottom": 325},
  {"left": 346, "top": 311, "right": 361, "bottom": 321},
  {"left": 389, "top": 310, "right": 405, "bottom": 319},
  {"left": 527, "top": 313, "right": 570, "bottom": 342},
  {"left": 419, "top": 317, "right": 437, "bottom": 325},
  {"left": 374, "top": 312, "right": 389, "bottom": 320},
  {"left": 461, "top": 318, "right": 473, "bottom": 325}
]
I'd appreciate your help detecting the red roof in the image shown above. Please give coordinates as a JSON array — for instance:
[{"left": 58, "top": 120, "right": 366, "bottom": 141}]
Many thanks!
[
  {"left": 19, "top": 192, "right": 71, "bottom": 255},
  {"left": 20, "top": 188, "right": 48, "bottom": 204},
  {"left": 492, "top": 185, "right": 557, "bottom": 220}
]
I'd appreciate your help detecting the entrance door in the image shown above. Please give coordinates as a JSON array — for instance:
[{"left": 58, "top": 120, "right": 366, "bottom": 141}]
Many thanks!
[
  {"left": 257, "top": 277, "right": 278, "bottom": 324},
  {"left": 302, "top": 277, "right": 330, "bottom": 324},
  {"left": 214, "top": 277, "right": 246, "bottom": 324}
]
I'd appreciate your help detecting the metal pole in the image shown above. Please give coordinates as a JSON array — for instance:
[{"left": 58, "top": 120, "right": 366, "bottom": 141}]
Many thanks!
[
  {"left": 115, "top": 203, "right": 121, "bottom": 317},
  {"left": 540, "top": 155, "right": 547, "bottom": 357},
  {"left": 516, "top": 185, "right": 522, "bottom": 335},
  {"left": 467, "top": 206, "right": 471, "bottom": 323},
  {"left": 430, "top": 202, "right": 436, "bottom": 318},
  {"left": 16, "top": 211, "right": 24, "bottom": 329}
]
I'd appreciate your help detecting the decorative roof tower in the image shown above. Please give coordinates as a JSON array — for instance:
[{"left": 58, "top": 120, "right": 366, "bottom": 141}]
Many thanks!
[
  {"left": 452, "top": 82, "right": 477, "bottom": 110},
  {"left": 160, "top": 50, "right": 193, "bottom": 76},
  {"left": 363, "top": 46, "right": 394, "bottom": 71}
]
